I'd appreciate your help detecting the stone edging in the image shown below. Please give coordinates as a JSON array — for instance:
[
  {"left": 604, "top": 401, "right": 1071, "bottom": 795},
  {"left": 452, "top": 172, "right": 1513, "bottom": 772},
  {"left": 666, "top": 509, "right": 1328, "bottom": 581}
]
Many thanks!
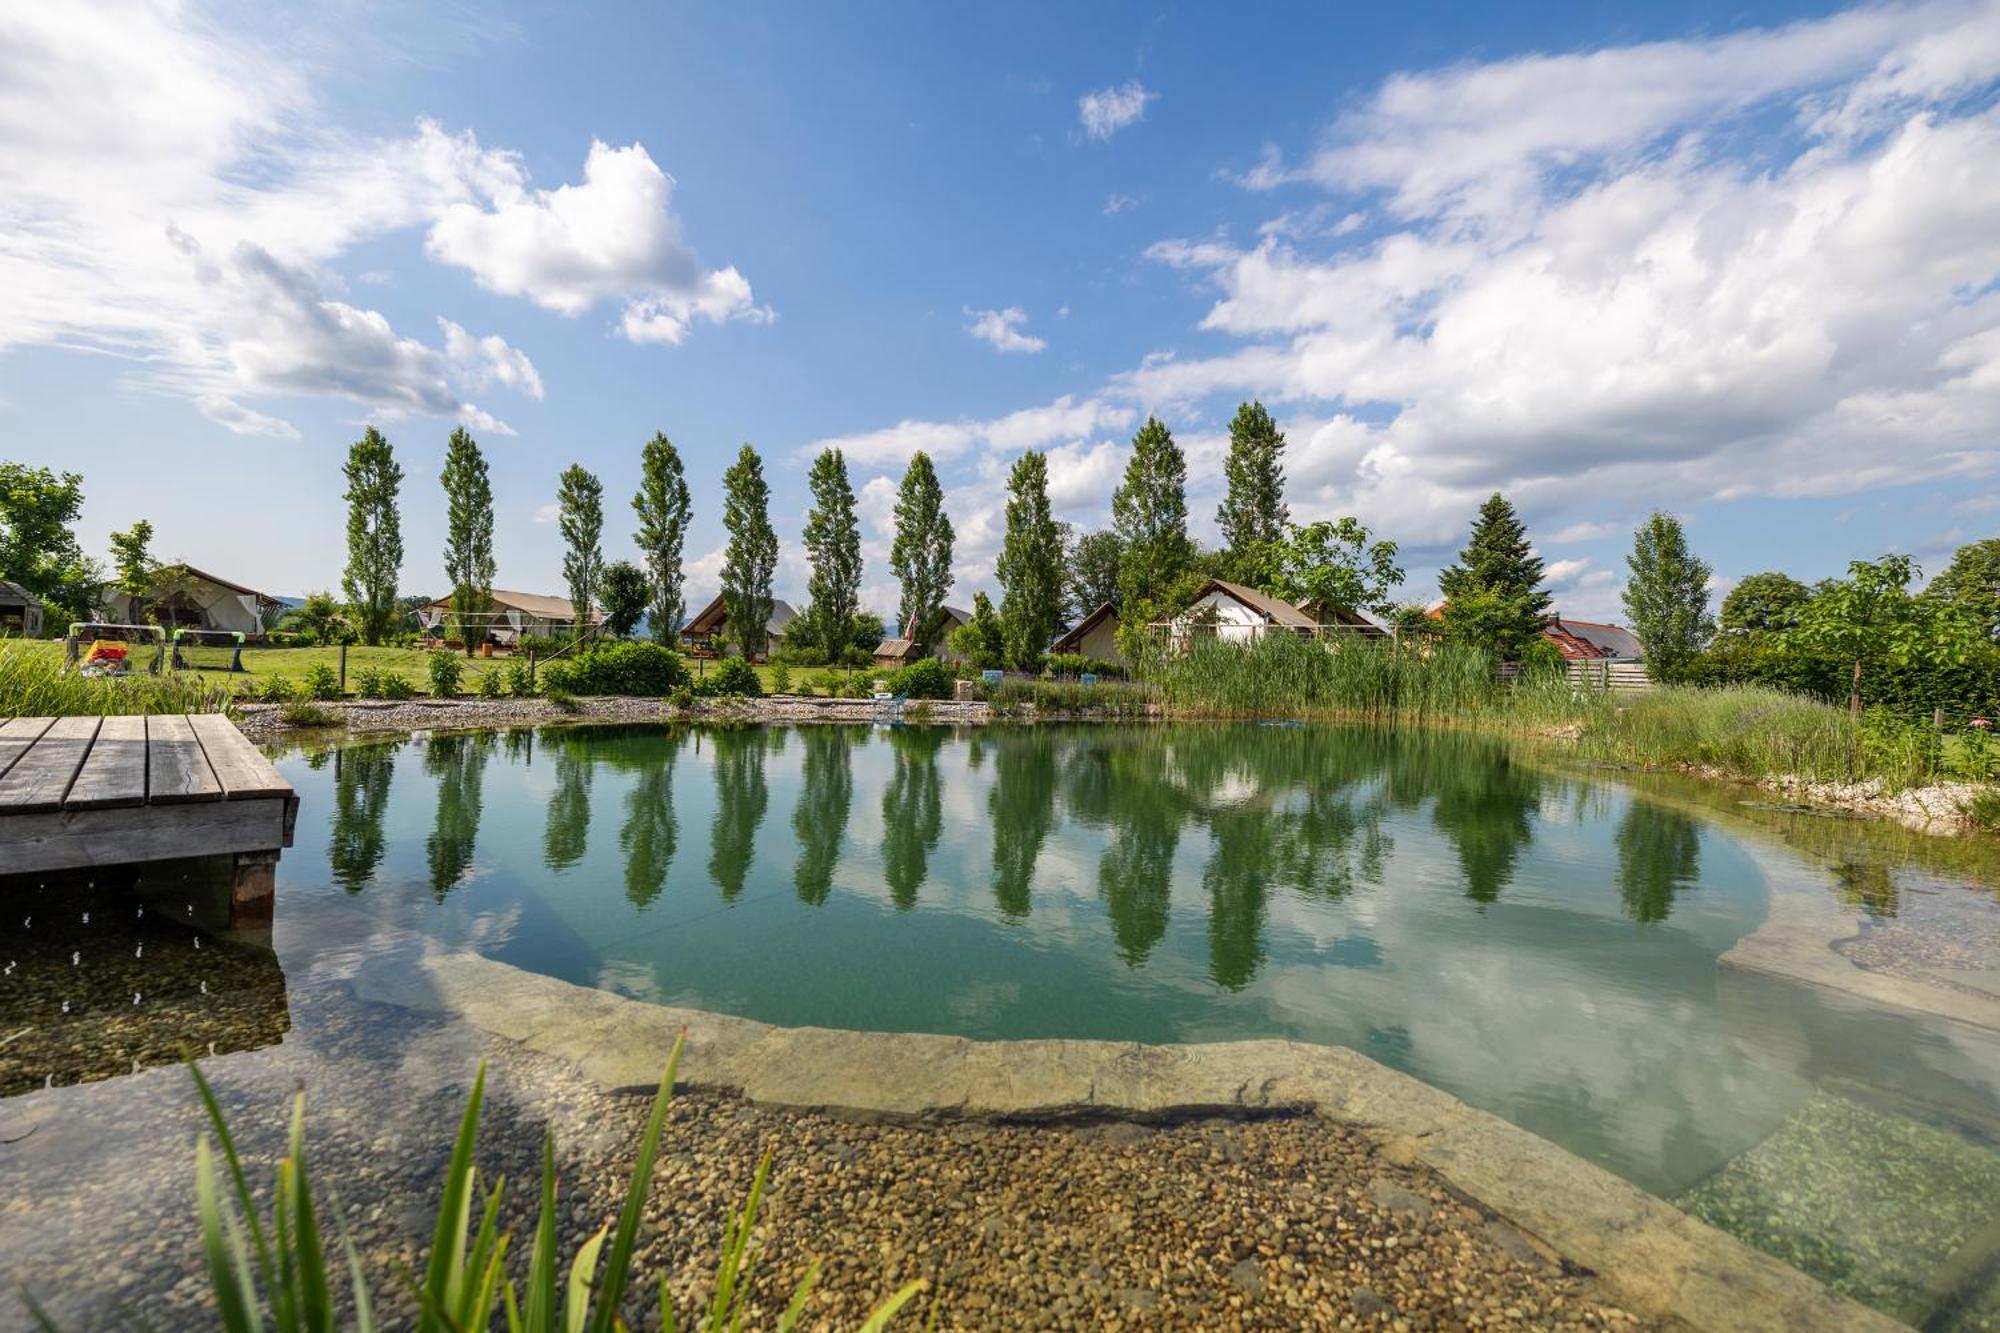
[{"left": 353, "top": 950, "right": 1901, "bottom": 1333}]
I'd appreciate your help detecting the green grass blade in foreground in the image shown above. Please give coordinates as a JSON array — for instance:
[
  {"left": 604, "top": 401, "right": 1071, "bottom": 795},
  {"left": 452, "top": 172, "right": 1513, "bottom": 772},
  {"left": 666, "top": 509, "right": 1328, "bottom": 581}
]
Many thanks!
[
  {"left": 420, "top": 1062, "right": 488, "bottom": 1329},
  {"left": 187, "top": 1061, "right": 278, "bottom": 1299},
  {"left": 196, "top": 1137, "right": 263, "bottom": 1333},
  {"left": 585, "top": 1031, "right": 686, "bottom": 1333},
  {"left": 286, "top": 1094, "right": 335, "bottom": 1332},
  {"left": 856, "top": 1280, "right": 929, "bottom": 1333},
  {"left": 565, "top": 1226, "right": 608, "bottom": 1333},
  {"left": 521, "top": 1132, "right": 559, "bottom": 1333}
]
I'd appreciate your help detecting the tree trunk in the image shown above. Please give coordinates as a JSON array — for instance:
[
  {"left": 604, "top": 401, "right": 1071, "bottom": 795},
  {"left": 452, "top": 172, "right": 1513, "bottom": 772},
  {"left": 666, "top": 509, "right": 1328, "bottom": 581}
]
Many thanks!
[{"left": 1850, "top": 658, "right": 1862, "bottom": 722}]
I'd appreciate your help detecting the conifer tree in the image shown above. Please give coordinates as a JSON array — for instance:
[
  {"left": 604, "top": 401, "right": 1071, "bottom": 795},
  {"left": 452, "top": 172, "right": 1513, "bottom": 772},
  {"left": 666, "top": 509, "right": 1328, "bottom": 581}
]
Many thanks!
[
  {"left": 997, "top": 450, "right": 1065, "bottom": 669},
  {"left": 1112, "top": 417, "right": 1194, "bottom": 614},
  {"left": 1623, "top": 511, "right": 1714, "bottom": 683},
  {"left": 721, "top": 444, "right": 778, "bottom": 658},
  {"left": 632, "top": 432, "right": 692, "bottom": 643},
  {"left": 802, "top": 447, "right": 863, "bottom": 656},
  {"left": 890, "top": 451, "right": 955, "bottom": 655},
  {"left": 1216, "top": 401, "right": 1288, "bottom": 580},
  {"left": 1437, "top": 493, "right": 1551, "bottom": 661},
  {"left": 556, "top": 464, "right": 605, "bottom": 627},
  {"left": 440, "top": 427, "right": 495, "bottom": 654},
  {"left": 341, "top": 427, "right": 404, "bottom": 645}
]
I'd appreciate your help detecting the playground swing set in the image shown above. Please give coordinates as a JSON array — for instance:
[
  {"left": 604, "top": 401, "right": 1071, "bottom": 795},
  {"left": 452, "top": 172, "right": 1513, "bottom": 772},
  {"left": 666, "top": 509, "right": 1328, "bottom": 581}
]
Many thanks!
[{"left": 62, "top": 624, "right": 248, "bottom": 675}]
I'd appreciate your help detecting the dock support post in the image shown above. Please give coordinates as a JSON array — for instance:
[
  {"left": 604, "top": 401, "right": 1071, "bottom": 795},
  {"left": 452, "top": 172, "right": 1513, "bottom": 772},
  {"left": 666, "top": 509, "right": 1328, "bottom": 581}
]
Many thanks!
[{"left": 229, "top": 849, "right": 279, "bottom": 928}]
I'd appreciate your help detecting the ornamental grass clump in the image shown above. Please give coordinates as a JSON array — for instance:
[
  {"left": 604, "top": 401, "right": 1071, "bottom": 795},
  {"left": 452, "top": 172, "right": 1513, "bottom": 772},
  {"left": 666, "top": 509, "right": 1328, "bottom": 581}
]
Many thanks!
[
  {"left": 17, "top": 1035, "right": 927, "bottom": 1331},
  {"left": 0, "top": 641, "right": 233, "bottom": 716}
]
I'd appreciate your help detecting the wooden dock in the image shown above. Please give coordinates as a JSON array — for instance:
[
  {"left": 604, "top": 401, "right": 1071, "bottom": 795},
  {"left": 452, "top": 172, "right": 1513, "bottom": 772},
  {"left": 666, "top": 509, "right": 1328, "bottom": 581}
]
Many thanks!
[{"left": 0, "top": 714, "right": 296, "bottom": 924}]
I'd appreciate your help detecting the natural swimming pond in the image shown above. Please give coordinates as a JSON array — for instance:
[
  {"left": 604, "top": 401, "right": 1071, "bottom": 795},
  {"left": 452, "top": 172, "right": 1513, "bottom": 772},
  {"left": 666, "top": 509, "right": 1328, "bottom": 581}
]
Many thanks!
[{"left": 7, "top": 720, "right": 2000, "bottom": 1326}]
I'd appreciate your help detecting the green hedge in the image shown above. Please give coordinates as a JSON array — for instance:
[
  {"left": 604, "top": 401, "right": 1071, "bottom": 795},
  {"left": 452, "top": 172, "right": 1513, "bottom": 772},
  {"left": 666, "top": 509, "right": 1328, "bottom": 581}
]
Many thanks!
[
  {"left": 1687, "top": 640, "right": 2000, "bottom": 722},
  {"left": 539, "top": 640, "right": 691, "bottom": 697}
]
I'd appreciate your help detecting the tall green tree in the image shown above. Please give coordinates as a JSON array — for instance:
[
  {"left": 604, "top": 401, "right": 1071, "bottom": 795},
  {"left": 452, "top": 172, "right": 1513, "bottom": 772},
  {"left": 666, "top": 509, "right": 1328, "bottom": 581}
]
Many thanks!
[
  {"left": 1066, "top": 528, "right": 1124, "bottom": 620},
  {"left": 1719, "top": 571, "right": 1812, "bottom": 636},
  {"left": 1437, "top": 493, "right": 1550, "bottom": 661},
  {"left": 107, "top": 520, "right": 156, "bottom": 602},
  {"left": 1926, "top": 538, "right": 2000, "bottom": 642},
  {"left": 1621, "top": 511, "right": 1714, "bottom": 683},
  {"left": 598, "top": 560, "right": 651, "bottom": 637},
  {"left": 1258, "top": 518, "right": 1403, "bottom": 618},
  {"left": 997, "top": 450, "right": 1065, "bottom": 669},
  {"left": 1788, "top": 554, "right": 1978, "bottom": 718},
  {"left": 802, "top": 447, "right": 863, "bottom": 655},
  {"left": 948, "top": 591, "right": 1006, "bottom": 669},
  {"left": 0, "top": 463, "right": 97, "bottom": 627},
  {"left": 632, "top": 432, "right": 692, "bottom": 643},
  {"left": 1112, "top": 417, "right": 1194, "bottom": 615},
  {"left": 720, "top": 444, "right": 778, "bottom": 658},
  {"left": 1216, "top": 401, "right": 1288, "bottom": 581},
  {"left": 341, "top": 428, "right": 404, "bottom": 645},
  {"left": 889, "top": 451, "right": 954, "bottom": 655},
  {"left": 439, "top": 427, "right": 495, "bottom": 654},
  {"left": 556, "top": 464, "right": 605, "bottom": 628}
]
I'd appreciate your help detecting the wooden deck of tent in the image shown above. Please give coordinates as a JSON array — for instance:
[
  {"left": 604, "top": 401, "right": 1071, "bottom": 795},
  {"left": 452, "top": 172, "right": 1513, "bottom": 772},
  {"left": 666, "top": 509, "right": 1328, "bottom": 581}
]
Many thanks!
[{"left": 0, "top": 714, "right": 296, "bottom": 925}]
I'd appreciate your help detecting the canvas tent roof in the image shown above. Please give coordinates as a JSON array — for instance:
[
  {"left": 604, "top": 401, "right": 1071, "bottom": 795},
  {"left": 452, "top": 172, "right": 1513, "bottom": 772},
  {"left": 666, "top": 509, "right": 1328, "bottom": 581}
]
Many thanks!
[
  {"left": 420, "top": 589, "right": 599, "bottom": 622},
  {"left": 1051, "top": 602, "right": 1118, "bottom": 654},
  {"left": 0, "top": 580, "right": 43, "bottom": 608},
  {"left": 682, "top": 595, "right": 797, "bottom": 637}
]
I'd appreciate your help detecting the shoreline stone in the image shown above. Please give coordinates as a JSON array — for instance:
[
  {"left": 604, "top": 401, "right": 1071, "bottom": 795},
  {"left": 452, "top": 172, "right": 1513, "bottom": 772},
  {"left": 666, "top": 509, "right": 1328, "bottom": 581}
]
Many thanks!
[{"left": 354, "top": 948, "right": 1907, "bottom": 1332}]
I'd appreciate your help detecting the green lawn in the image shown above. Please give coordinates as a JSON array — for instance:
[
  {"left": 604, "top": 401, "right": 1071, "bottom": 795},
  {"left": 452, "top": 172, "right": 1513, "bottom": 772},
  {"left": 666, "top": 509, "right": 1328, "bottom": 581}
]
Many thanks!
[{"left": 2, "top": 639, "right": 871, "bottom": 699}]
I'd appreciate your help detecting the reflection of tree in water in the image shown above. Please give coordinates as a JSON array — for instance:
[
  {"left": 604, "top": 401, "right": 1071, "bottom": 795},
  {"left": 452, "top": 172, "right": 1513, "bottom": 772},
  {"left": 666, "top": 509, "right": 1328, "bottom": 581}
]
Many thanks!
[
  {"left": 424, "top": 733, "right": 491, "bottom": 899},
  {"left": 328, "top": 741, "right": 395, "bottom": 893},
  {"left": 543, "top": 738, "right": 593, "bottom": 871},
  {"left": 1202, "top": 811, "right": 1270, "bottom": 989},
  {"left": 618, "top": 731, "right": 685, "bottom": 909},
  {"left": 989, "top": 732, "right": 1058, "bottom": 919},
  {"left": 882, "top": 727, "right": 945, "bottom": 910},
  {"left": 1417, "top": 738, "right": 1542, "bottom": 906},
  {"left": 1095, "top": 745, "right": 1181, "bottom": 964},
  {"left": 1614, "top": 800, "right": 1702, "bottom": 924},
  {"left": 501, "top": 727, "right": 535, "bottom": 767},
  {"left": 793, "top": 727, "right": 856, "bottom": 906},
  {"left": 707, "top": 727, "right": 769, "bottom": 903},
  {"left": 1833, "top": 860, "right": 1900, "bottom": 917}
]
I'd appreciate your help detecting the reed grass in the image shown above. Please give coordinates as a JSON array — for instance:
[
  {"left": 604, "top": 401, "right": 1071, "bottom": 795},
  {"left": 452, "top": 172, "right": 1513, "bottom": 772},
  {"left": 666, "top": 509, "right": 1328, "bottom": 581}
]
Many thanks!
[{"left": 0, "top": 641, "right": 234, "bottom": 716}]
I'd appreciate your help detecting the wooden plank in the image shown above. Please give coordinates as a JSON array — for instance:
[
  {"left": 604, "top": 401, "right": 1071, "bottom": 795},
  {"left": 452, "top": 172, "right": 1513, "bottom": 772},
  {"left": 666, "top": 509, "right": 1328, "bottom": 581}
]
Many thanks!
[
  {"left": 0, "top": 716, "right": 54, "bottom": 783},
  {"left": 0, "top": 715, "right": 100, "bottom": 813},
  {"left": 64, "top": 714, "right": 148, "bottom": 810},
  {"left": 147, "top": 712, "right": 221, "bottom": 804},
  {"left": 0, "top": 798, "right": 286, "bottom": 875},
  {"left": 188, "top": 713, "right": 291, "bottom": 800}
]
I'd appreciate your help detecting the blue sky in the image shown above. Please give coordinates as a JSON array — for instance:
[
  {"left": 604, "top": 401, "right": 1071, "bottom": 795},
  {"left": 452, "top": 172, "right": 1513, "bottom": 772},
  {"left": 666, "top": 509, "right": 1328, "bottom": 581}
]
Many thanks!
[{"left": 3, "top": 1, "right": 1998, "bottom": 620}]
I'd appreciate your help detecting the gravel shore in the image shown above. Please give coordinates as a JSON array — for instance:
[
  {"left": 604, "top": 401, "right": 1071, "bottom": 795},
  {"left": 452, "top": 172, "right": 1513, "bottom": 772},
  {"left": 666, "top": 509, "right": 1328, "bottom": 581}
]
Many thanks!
[{"left": 2, "top": 983, "right": 1648, "bottom": 1331}]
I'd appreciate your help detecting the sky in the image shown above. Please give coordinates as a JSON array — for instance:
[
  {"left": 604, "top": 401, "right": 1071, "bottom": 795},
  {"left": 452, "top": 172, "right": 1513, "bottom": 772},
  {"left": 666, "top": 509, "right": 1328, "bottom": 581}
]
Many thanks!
[{"left": 3, "top": 0, "right": 1999, "bottom": 622}]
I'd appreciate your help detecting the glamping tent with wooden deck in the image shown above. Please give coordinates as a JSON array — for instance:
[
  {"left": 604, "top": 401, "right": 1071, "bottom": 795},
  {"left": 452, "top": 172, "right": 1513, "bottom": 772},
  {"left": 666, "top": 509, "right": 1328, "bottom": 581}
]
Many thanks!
[
  {"left": 680, "top": 595, "right": 797, "bottom": 659},
  {"left": 873, "top": 606, "right": 973, "bottom": 665},
  {"left": 1049, "top": 602, "right": 1126, "bottom": 666},
  {"left": 98, "top": 567, "right": 285, "bottom": 639},
  {"left": 416, "top": 589, "right": 602, "bottom": 649},
  {"left": 0, "top": 580, "right": 45, "bottom": 637}
]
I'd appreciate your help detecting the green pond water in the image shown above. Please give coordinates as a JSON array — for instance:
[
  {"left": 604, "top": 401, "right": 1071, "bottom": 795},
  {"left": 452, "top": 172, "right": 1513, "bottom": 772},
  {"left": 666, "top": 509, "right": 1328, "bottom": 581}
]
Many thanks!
[{"left": 7, "top": 720, "right": 2000, "bottom": 1327}]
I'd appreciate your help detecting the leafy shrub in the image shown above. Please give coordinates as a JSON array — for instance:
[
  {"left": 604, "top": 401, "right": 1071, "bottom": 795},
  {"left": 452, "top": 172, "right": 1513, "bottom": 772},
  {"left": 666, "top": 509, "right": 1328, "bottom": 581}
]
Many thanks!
[
  {"left": 278, "top": 699, "right": 338, "bottom": 727},
  {"left": 772, "top": 644, "right": 828, "bottom": 667},
  {"left": 258, "top": 676, "right": 297, "bottom": 704},
  {"left": 476, "top": 666, "right": 504, "bottom": 699},
  {"left": 813, "top": 667, "right": 847, "bottom": 697},
  {"left": 504, "top": 656, "right": 536, "bottom": 698},
  {"left": 770, "top": 660, "right": 792, "bottom": 694},
  {"left": 544, "top": 686, "right": 579, "bottom": 712},
  {"left": 711, "top": 656, "right": 762, "bottom": 697},
  {"left": 889, "top": 657, "right": 953, "bottom": 699},
  {"left": 516, "top": 633, "right": 566, "bottom": 659},
  {"left": 302, "top": 662, "right": 341, "bottom": 701},
  {"left": 539, "top": 640, "right": 691, "bottom": 697},
  {"left": 352, "top": 666, "right": 417, "bottom": 700},
  {"left": 427, "top": 649, "right": 464, "bottom": 698},
  {"left": 669, "top": 684, "right": 695, "bottom": 711},
  {"left": 1044, "top": 653, "right": 1127, "bottom": 680}
]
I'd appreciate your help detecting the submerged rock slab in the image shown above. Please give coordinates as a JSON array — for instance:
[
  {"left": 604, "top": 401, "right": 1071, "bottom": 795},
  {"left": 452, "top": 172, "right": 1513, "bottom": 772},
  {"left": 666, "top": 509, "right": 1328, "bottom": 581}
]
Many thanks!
[{"left": 355, "top": 948, "right": 1906, "bottom": 1333}]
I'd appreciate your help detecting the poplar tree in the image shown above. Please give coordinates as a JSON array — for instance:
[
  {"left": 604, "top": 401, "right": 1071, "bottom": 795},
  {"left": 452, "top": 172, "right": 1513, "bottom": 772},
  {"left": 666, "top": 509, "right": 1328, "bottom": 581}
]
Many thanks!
[
  {"left": 1622, "top": 511, "right": 1714, "bottom": 683},
  {"left": 632, "top": 431, "right": 692, "bottom": 643},
  {"left": 997, "top": 450, "right": 1064, "bottom": 669},
  {"left": 556, "top": 464, "right": 605, "bottom": 627},
  {"left": 1437, "top": 492, "right": 1551, "bottom": 661},
  {"left": 440, "top": 427, "right": 495, "bottom": 654},
  {"left": 341, "top": 426, "right": 404, "bottom": 645},
  {"left": 1112, "top": 417, "right": 1194, "bottom": 614},
  {"left": 721, "top": 444, "right": 778, "bottom": 658},
  {"left": 1217, "top": 401, "right": 1288, "bottom": 580},
  {"left": 802, "top": 447, "right": 863, "bottom": 656},
  {"left": 889, "top": 451, "right": 954, "bottom": 655}
]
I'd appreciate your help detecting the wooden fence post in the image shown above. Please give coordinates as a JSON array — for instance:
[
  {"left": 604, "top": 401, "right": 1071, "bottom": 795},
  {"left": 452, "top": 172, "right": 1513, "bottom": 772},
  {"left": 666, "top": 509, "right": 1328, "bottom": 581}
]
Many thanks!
[{"left": 338, "top": 643, "right": 347, "bottom": 694}]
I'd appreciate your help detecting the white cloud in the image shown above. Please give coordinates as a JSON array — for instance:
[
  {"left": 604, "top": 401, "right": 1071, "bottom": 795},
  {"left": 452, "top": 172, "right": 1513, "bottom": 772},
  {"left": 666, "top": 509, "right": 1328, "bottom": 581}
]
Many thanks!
[
  {"left": 441, "top": 319, "right": 543, "bottom": 399},
  {"left": 963, "top": 306, "right": 1046, "bottom": 354},
  {"left": 1544, "top": 557, "right": 1594, "bottom": 585},
  {"left": 428, "top": 138, "right": 768, "bottom": 341},
  {"left": 532, "top": 503, "right": 560, "bottom": 524},
  {"left": 1549, "top": 521, "right": 1618, "bottom": 543},
  {"left": 1102, "top": 193, "right": 1140, "bottom": 215},
  {"left": 1078, "top": 81, "right": 1157, "bottom": 141},
  {"left": 196, "top": 394, "right": 301, "bottom": 440},
  {"left": 0, "top": 4, "right": 746, "bottom": 438},
  {"left": 456, "top": 403, "right": 516, "bottom": 437},
  {"left": 1123, "top": 5, "right": 2000, "bottom": 538},
  {"left": 803, "top": 394, "right": 1136, "bottom": 467}
]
